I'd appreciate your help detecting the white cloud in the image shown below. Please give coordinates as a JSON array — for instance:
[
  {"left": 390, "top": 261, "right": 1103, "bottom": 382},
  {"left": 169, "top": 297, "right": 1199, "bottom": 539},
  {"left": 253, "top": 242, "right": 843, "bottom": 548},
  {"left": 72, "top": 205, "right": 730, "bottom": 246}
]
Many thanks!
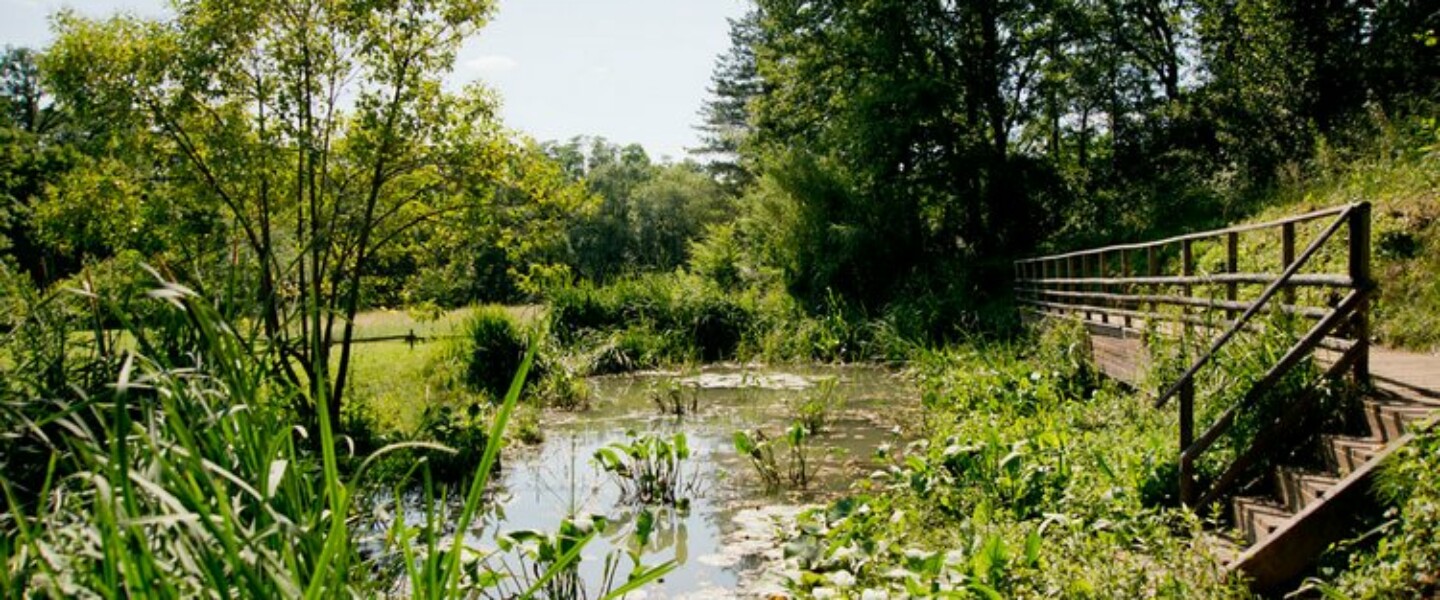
[
  {"left": 465, "top": 55, "right": 518, "bottom": 74},
  {"left": 588, "top": 66, "right": 612, "bottom": 77}
]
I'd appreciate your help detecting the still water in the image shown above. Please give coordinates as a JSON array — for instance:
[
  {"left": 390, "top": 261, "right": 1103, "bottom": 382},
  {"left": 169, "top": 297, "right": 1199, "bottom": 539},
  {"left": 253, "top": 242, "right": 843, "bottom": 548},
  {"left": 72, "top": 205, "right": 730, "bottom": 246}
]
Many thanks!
[{"left": 436, "top": 364, "right": 916, "bottom": 598}]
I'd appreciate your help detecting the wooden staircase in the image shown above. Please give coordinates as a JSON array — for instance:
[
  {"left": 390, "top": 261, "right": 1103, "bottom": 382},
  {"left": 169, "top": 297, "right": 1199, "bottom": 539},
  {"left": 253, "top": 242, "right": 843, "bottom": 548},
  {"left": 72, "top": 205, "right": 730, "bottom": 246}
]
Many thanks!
[
  {"left": 1012, "top": 202, "right": 1440, "bottom": 591},
  {"left": 1224, "top": 387, "right": 1438, "bottom": 590}
]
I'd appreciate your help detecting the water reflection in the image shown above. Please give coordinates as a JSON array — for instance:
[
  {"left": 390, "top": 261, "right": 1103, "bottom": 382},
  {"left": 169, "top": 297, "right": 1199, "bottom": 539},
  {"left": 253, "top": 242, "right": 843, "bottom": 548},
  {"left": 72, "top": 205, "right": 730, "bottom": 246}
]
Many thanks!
[{"left": 406, "top": 364, "right": 914, "bottom": 598}]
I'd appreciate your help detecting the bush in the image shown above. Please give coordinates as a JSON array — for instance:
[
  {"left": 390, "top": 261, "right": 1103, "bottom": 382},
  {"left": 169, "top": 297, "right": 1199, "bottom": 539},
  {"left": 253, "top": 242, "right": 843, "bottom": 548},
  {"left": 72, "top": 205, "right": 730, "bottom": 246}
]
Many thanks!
[
  {"left": 412, "top": 400, "right": 498, "bottom": 483},
  {"left": 459, "top": 306, "right": 535, "bottom": 400},
  {"left": 547, "top": 273, "right": 760, "bottom": 371}
]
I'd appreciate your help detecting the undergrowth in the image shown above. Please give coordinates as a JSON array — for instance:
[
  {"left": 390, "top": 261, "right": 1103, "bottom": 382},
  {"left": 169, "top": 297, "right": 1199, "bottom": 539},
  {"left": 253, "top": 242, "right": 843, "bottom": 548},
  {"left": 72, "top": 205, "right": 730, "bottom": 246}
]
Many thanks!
[
  {"left": 768, "top": 321, "right": 1251, "bottom": 597},
  {"left": 0, "top": 269, "right": 675, "bottom": 598}
]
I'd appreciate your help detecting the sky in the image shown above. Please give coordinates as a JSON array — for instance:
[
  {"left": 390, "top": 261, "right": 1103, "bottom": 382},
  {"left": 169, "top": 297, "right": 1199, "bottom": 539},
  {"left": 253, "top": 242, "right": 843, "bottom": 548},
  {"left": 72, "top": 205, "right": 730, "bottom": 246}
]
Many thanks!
[{"left": 1, "top": 0, "right": 748, "bottom": 160}]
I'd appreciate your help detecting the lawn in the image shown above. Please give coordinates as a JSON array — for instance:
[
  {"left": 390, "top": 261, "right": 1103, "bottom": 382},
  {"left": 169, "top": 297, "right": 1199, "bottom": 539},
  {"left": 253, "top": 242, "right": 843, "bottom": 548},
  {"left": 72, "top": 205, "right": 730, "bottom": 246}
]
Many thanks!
[{"left": 342, "top": 305, "right": 544, "bottom": 434}]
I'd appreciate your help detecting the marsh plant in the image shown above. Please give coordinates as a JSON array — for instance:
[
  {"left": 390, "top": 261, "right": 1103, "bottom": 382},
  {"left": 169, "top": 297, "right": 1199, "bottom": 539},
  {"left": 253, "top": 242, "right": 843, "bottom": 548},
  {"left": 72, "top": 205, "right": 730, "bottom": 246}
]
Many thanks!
[
  {"left": 593, "top": 431, "right": 701, "bottom": 508},
  {"left": 788, "top": 377, "right": 844, "bottom": 433},
  {"left": 0, "top": 277, "right": 675, "bottom": 598},
  {"left": 483, "top": 514, "right": 666, "bottom": 600},
  {"left": 650, "top": 379, "right": 699, "bottom": 416},
  {"left": 733, "top": 421, "right": 816, "bottom": 491}
]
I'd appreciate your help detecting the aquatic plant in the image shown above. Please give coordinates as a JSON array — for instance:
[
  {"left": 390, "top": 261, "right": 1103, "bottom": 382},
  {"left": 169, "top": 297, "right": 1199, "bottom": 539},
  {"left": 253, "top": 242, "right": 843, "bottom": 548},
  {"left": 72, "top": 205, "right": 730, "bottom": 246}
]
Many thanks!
[
  {"left": 650, "top": 379, "right": 699, "bottom": 416},
  {"left": 0, "top": 276, "right": 676, "bottom": 598},
  {"left": 593, "top": 431, "right": 700, "bottom": 508},
  {"left": 788, "top": 376, "right": 844, "bottom": 433},
  {"left": 733, "top": 421, "right": 816, "bottom": 491},
  {"left": 486, "top": 513, "right": 668, "bottom": 600}
]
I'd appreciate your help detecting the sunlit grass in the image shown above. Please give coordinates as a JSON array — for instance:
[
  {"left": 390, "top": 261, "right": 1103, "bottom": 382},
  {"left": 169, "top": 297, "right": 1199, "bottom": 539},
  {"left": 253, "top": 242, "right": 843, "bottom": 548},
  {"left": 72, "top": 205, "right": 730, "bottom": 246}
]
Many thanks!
[{"left": 341, "top": 305, "right": 545, "bottom": 435}]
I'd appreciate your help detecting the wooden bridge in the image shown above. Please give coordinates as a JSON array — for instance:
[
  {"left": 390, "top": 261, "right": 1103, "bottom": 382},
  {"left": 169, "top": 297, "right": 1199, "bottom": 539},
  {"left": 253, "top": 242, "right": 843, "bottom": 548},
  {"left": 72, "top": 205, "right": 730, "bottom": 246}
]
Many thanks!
[{"left": 1014, "top": 202, "right": 1440, "bottom": 591}]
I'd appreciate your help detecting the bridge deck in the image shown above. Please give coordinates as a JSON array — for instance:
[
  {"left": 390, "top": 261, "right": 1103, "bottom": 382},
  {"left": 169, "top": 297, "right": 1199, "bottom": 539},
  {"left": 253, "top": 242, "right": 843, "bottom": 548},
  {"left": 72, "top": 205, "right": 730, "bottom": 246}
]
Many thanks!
[{"left": 1082, "top": 321, "right": 1440, "bottom": 403}]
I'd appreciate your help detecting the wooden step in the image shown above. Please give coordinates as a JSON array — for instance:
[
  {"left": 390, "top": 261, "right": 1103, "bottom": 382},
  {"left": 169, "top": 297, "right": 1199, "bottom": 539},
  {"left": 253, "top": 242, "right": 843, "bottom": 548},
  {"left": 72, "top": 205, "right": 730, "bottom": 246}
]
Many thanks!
[
  {"left": 1232, "top": 497, "right": 1294, "bottom": 545},
  {"left": 1361, "top": 397, "right": 1437, "bottom": 442},
  {"left": 1324, "top": 435, "right": 1385, "bottom": 475},
  {"left": 1230, "top": 433, "right": 1409, "bottom": 592},
  {"left": 1273, "top": 468, "right": 1340, "bottom": 513}
]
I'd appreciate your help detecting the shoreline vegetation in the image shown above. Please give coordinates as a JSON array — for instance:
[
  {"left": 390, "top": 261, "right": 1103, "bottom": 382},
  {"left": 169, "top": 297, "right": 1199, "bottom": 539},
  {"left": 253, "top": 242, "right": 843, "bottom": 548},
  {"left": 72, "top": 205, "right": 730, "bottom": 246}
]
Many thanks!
[{"left": 3, "top": 0, "right": 1438, "bottom": 596}]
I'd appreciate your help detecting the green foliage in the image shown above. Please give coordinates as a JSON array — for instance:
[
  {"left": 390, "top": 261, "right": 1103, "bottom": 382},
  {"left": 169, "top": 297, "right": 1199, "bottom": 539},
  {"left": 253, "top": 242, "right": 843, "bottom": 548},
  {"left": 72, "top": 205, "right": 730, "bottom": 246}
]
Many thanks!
[
  {"left": 547, "top": 273, "right": 759, "bottom": 368},
  {"left": 411, "top": 400, "right": 498, "bottom": 484},
  {"left": 491, "top": 514, "right": 672, "bottom": 600},
  {"left": 649, "top": 379, "right": 699, "bottom": 417},
  {"left": 458, "top": 306, "right": 534, "bottom": 400},
  {"left": 733, "top": 429, "right": 782, "bottom": 490},
  {"left": 733, "top": 421, "right": 816, "bottom": 491},
  {"left": 764, "top": 322, "right": 1249, "bottom": 596},
  {"left": 1223, "top": 124, "right": 1440, "bottom": 351},
  {"left": 593, "top": 431, "right": 698, "bottom": 509},
  {"left": 0, "top": 275, "right": 674, "bottom": 598},
  {"left": 788, "top": 377, "right": 843, "bottom": 434},
  {"left": 545, "top": 137, "right": 732, "bottom": 283}
]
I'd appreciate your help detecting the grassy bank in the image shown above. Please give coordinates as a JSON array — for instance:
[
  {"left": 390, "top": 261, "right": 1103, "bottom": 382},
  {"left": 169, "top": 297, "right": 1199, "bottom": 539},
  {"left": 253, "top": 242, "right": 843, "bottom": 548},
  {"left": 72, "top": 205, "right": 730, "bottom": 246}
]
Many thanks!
[{"left": 1227, "top": 125, "right": 1440, "bottom": 352}]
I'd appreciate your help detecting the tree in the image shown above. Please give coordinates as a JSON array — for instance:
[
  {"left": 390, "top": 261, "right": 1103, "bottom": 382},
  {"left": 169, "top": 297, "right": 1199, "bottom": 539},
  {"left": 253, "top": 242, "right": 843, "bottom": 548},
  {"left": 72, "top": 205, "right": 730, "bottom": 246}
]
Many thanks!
[
  {"left": 0, "top": 47, "right": 81, "bottom": 285},
  {"left": 692, "top": 9, "right": 764, "bottom": 193},
  {"left": 43, "top": 0, "right": 502, "bottom": 427}
]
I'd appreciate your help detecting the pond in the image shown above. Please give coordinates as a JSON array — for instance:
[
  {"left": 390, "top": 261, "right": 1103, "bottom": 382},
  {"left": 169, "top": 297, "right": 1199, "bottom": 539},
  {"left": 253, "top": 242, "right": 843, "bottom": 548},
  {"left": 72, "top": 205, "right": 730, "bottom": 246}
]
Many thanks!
[{"left": 417, "top": 364, "right": 916, "bottom": 598}]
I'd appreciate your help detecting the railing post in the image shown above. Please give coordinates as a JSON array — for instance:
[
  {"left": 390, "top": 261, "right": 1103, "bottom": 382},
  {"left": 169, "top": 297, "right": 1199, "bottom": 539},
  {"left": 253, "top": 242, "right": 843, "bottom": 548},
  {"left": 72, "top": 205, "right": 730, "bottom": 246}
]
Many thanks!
[
  {"left": 1099, "top": 251, "right": 1110, "bottom": 324},
  {"left": 1122, "top": 250, "right": 1133, "bottom": 330},
  {"left": 1182, "top": 240, "right": 1194, "bottom": 337},
  {"left": 1282, "top": 222, "right": 1296, "bottom": 306},
  {"left": 1349, "top": 203, "right": 1372, "bottom": 384},
  {"left": 1066, "top": 256, "right": 1078, "bottom": 319},
  {"left": 1179, "top": 376, "right": 1196, "bottom": 506},
  {"left": 1226, "top": 232, "right": 1239, "bottom": 320},
  {"left": 1146, "top": 246, "right": 1158, "bottom": 332}
]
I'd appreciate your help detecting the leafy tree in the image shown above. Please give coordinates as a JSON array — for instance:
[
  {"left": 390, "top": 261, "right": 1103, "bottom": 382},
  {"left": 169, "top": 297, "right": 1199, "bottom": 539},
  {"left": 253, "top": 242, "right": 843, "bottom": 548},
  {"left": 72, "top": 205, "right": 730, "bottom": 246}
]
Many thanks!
[
  {"left": 0, "top": 47, "right": 80, "bottom": 284},
  {"left": 42, "top": 0, "right": 503, "bottom": 426}
]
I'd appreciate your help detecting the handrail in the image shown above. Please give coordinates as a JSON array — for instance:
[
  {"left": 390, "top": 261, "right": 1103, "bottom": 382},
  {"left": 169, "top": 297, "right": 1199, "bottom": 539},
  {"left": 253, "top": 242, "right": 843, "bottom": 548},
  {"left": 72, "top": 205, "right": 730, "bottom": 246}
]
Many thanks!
[
  {"left": 1016, "top": 204, "right": 1352, "bottom": 264},
  {"left": 1182, "top": 289, "right": 1367, "bottom": 460},
  {"left": 1187, "top": 332, "right": 1368, "bottom": 510},
  {"left": 1016, "top": 201, "right": 1373, "bottom": 509},
  {"left": 1151, "top": 204, "right": 1359, "bottom": 409}
]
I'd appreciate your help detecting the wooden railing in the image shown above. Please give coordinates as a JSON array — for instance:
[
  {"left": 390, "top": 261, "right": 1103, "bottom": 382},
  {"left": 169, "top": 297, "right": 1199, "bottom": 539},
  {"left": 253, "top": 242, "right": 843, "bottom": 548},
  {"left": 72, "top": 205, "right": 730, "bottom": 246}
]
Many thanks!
[{"left": 1014, "top": 202, "right": 1373, "bottom": 507}]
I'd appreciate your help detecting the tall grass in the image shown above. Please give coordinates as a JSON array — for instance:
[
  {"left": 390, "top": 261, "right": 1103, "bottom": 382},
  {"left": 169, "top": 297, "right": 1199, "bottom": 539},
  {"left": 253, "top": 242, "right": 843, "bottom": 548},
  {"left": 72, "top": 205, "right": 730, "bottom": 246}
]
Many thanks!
[{"left": 0, "top": 273, "right": 674, "bottom": 598}]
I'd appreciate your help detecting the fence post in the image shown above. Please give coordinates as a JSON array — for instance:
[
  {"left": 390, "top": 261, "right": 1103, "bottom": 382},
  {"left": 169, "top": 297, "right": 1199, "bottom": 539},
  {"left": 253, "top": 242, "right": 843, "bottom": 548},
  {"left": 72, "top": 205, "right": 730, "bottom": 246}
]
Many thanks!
[
  {"left": 1349, "top": 203, "right": 1372, "bottom": 384},
  {"left": 1182, "top": 240, "right": 1194, "bottom": 336},
  {"left": 1282, "top": 222, "right": 1297, "bottom": 306},
  {"left": 1147, "top": 247, "right": 1158, "bottom": 332},
  {"left": 1179, "top": 376, "right": 1196, "bottom": 506},
  {"left": 1226, "top": 232, "right": 1239, "bottom": 321},
  {"left": 1122, "top": 250, "right": 1133, "bottom": 330},
  {"left": 1099, "top": 251, "right": 1110, "bottom": 324}
]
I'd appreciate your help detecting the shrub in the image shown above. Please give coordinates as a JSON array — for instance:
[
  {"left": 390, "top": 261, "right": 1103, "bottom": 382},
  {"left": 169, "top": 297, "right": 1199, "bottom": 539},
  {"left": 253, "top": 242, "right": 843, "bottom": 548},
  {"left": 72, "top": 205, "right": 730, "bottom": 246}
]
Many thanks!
[
  {"left": 412, "top": 400, "right": 498, "bottom": 483},
  {"left": 548, "top": 273, "right": 761, "bottom": 371},
  {"left": 459, "top": 306, "right": 535, "bottom": 400}
]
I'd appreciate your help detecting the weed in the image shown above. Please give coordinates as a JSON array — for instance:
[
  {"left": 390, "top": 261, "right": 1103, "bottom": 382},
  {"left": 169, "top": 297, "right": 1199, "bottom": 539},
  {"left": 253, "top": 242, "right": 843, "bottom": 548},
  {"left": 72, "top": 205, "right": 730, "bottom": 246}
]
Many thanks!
[{"left": 733, "top": 420, "right": 817, "bottom": 491}]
